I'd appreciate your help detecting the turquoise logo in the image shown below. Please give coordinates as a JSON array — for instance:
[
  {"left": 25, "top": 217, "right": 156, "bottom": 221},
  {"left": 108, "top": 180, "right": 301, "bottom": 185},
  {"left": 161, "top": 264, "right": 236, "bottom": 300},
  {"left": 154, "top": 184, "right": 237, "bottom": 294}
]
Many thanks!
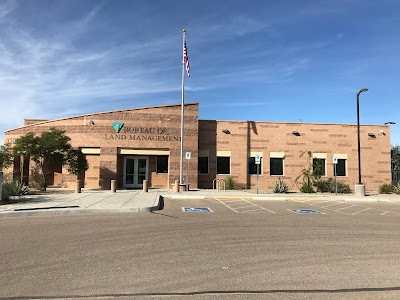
[{"left": 112, "top": 122, "right": 124, "bottom": 133}]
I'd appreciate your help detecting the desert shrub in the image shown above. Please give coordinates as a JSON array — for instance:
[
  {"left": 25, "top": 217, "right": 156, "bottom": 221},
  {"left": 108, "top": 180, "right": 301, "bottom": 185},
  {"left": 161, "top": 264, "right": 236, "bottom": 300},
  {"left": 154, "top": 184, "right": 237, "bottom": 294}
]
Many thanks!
[
  {"left": 225, "top": 176, "right": 236, "bottom": 190},
  {"left": 392, "top": 183, "right": 400, "bottom": 195},
  {"left": 1, "top": 180, "right": 29, "bottom": 203},
  {"left": 314, "top": 178, "right": 351, "bottom": 194},
  {"left": 29, "top": 165, "right": 46, "bottom": 190},
  {"left": 273, "top": 178, "right": 288, "bottom": 193},
  {"left": 379, "top": 183, "right": 394, "bottom": 194},
  {"left": 300, "top": 183, "right": 315, "bottom": 193},
  {"left": 314, "top": 178, "right": 333, "bottom": 193},
  {"left": 336, "top": 181, "right": 351, "bottom": 194}
]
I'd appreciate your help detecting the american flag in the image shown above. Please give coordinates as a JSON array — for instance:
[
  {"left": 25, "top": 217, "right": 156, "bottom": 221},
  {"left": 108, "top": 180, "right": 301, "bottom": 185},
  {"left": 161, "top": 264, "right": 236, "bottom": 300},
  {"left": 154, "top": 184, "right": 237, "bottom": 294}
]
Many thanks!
[{"left": 184, "top": 42, "right": 190, "bottom": 77}]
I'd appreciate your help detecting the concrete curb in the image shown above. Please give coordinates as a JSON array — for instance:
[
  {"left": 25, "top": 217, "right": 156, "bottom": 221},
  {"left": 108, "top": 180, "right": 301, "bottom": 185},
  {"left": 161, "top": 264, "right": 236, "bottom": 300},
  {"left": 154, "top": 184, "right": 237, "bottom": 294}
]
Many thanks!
[
  {"left": 0, "top": 195, "right": 163, "bottom": 218},
  {"left": 165, "top": 195, "right": 206, "bottom": 200}
]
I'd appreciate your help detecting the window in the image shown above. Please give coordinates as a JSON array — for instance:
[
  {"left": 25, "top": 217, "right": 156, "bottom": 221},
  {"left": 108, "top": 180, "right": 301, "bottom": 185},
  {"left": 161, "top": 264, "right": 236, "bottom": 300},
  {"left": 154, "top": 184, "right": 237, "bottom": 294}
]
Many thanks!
[
  {"left": 156, "top": 156, "right": 168, "bottom": 173},
  {"left": 248, "top": 157, "right": 262, "bottom": 175},
  {"left": 217, "top": 157, "right": 230, "bottom": 174},
  {"left": 270, "top": 158, "right": 283, "bottom": 176},
  {"left": 198, "top": 157, "right": 208, "bottom": 174},
  {"left": 334, "top": 159, "right": 346, "bottom": 176},
  {"left": 313, "top": 158, "right": 326, "bottom": 177}
]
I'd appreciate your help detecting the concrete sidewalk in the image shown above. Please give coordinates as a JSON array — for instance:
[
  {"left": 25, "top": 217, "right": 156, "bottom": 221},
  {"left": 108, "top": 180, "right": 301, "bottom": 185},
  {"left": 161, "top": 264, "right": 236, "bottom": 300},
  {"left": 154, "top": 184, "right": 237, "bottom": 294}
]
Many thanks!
[
  {"left": 1, "top": 188, "right": 400, "bottom": 217},
  {"left": 0, "top": 189, "right": 163, "bottom": 217}
]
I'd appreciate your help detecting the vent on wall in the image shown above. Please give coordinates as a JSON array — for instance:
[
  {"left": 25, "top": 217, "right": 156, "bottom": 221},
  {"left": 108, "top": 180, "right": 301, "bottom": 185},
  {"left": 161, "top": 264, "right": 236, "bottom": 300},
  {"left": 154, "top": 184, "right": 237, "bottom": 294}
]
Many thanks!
[{"left": 292, "top": 131, "right": 300, "bottom": 136}]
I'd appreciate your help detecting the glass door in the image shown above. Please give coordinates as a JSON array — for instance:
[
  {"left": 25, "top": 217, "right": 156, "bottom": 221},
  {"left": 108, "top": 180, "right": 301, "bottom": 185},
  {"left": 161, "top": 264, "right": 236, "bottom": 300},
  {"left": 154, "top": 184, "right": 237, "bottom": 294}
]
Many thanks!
[
  {"left": 124, "top": 158, "right": 135, "bottom": 188},
  {"left": 136, "top": 158, "right": 147, "bottom": 187},
  {"left": 123, "top": 156, "right": 148, "bottom": 188}
]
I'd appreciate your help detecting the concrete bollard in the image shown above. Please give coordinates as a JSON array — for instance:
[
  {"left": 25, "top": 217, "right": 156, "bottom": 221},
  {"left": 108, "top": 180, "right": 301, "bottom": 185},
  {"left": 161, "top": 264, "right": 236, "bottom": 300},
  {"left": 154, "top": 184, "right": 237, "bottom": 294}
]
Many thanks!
[
  {"left": 111, "top": 180, "right": 117, "bottom": 193},
  {"left": 75, "top": 180, "right": 81, "bottom": 193},
  {"left": 174, "top": 180, "right": 179, "bottom": 193},
  {"left": 0, "top": 171, "right": 3, "bottom": 201},
  {"left": 143, "top": 180, "right": 148, "bottom": 193}
]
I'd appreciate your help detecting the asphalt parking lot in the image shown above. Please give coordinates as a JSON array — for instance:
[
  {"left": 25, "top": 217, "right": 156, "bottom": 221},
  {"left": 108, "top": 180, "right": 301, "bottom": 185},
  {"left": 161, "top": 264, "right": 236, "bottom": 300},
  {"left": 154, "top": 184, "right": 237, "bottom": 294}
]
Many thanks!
[{"left": 163, "top": 196, "right": 400, "bottom": 217}]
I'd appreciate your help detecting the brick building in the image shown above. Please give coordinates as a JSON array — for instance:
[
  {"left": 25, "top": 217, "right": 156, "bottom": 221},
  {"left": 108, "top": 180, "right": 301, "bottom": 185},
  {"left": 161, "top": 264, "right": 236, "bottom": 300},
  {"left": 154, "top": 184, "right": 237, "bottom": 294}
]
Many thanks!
[{"left": 3, "top": 103, "right": 392, "bottom": 191}]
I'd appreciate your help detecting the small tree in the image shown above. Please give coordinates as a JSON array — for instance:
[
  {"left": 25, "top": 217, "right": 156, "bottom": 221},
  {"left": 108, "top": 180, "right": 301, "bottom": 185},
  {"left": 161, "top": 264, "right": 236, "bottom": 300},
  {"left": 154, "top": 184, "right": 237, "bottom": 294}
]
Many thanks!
[
  {"left": 392, "top": 145, "right": 400, "bottom": 183},
  {"left": 0, "top": 144, "right": 13, "bottom": 170},
  {"left": 13, "top": 128, "right": 88, "bottom": 190},
  {"left": 12, "top": 132, "right": 38, "bottom": 183},
  {"left": 294, "top": 151, "right": 323, "bottom": 193},
  {"left": 65, "top": 149, "right": 88, "bottom": 176}
]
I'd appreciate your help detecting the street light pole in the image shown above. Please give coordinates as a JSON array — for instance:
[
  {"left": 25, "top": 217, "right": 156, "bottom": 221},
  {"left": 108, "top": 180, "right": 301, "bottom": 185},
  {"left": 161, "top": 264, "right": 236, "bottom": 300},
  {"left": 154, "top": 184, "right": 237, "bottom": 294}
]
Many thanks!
[{"left": 356, "top": 88, "right": 368, "bottom": 195}]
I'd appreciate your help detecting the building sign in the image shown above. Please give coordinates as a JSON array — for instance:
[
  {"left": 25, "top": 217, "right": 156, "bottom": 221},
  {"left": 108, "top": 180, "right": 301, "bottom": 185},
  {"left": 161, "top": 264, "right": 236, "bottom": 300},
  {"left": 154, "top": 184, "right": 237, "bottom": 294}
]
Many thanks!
[
  {"left": 112, "top": 122, "right": 124, "bottom": 133},
  {"left": 106, "top": 123, "right": 180, "bottom": 142}
]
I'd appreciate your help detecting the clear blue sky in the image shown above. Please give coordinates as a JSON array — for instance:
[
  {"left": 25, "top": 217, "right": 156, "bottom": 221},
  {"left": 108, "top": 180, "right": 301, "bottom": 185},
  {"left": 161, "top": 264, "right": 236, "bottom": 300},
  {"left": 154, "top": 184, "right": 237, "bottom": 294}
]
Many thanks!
[{"left": 0, "top": 0, "right": 399, "bottom": 145}]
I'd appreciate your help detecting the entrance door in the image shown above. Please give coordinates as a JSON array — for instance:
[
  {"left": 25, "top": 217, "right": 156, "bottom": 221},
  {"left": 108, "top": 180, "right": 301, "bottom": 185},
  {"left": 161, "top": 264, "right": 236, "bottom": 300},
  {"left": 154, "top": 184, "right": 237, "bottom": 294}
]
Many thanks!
[{"left": 123, "top": 156, "right": 148, "bottom": 188}]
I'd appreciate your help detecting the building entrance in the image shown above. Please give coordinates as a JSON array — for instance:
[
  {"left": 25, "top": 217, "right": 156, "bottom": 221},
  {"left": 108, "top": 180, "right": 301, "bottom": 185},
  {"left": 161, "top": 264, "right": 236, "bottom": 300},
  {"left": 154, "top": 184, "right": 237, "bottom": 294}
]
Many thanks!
[{"left": 123, "top": 156, "right": 148, "bottom": 188}]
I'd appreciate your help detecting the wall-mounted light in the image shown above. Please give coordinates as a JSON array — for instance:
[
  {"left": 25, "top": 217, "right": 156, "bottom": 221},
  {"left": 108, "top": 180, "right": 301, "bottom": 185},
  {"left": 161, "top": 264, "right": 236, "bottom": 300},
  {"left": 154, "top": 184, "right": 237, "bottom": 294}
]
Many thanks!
[
  {"left": 292, "top": 131, "right": 300, "bottom": 136},
  {"left": 222, "top": 129, "right": 230, "bottom": 134},
  {"left": 368, "top": 133, "right": 376, "bottom": 138}
]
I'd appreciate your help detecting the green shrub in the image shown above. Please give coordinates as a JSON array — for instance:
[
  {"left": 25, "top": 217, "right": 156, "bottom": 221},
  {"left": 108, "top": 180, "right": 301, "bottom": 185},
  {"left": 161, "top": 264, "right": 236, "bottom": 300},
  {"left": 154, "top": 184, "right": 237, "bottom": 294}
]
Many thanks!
[
  {"left": 273, "top": 178, "right": 288, "bottom": 193},
  {"left": 1, "top": 180, "right": 29, "bottom": 203},
  {"left": 29, "top": 166, "right": 46, "bottom": 190},
  {"left": 225, "top": 176, "right": 236, "bottom": 190},
  {"left": 314, "top": 178, "right": 351, "bottom": 194},
  {"left": 300, "top": 183, "right": 315, "bottom": 193},
  {"left": 336, "top": 181, "right": 351, "bottom": 194},
  {"left": 379, "top": 183, "right": 394, "bottom": 194},
  {"left": 314, "top": 178, "right": 333, "bottom": 193},
  {"left": 392, "top": 183, "right": 400, "bottom": 195}
]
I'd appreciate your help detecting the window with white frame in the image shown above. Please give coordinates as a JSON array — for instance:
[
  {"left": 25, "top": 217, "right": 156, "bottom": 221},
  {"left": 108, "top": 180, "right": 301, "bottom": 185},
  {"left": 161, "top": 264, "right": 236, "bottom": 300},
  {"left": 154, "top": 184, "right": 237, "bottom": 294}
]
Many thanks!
[
  {"left": 313, "top": 158, "right": 326, "bottom": 177},
  {"left": 156, "top": 156, "right": 168, "bottom": 173},
  {"left": 334, "top": 159, "right": 347, "bottom": 176},
  {"left": 248, "top": 156, "right": 262, "bottom": 175},
  {"left": 217, "top": 156, "right": 230, "bottom": 174}
]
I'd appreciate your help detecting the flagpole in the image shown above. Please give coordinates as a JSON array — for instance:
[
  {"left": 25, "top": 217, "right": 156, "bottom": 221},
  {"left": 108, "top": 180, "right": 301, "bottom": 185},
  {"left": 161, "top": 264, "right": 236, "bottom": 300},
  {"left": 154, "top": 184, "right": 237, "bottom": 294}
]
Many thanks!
[{"left": 179, "top": 29, "right": 186, "bottom": 185}]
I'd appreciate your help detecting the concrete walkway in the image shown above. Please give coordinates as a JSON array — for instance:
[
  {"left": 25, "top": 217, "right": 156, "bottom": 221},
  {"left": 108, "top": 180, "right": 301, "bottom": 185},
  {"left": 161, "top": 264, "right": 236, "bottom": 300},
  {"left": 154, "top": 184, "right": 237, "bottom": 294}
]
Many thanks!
[{"left": 1, "top": 188, "right": 400, "bottom": 217}]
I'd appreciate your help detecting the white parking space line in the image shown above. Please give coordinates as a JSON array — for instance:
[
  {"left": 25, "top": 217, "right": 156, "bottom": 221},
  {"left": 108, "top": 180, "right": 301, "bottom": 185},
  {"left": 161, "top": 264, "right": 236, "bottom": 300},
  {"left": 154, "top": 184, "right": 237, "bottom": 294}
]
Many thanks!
[
  {"left": 352, "top": 208, "right": 370, "bottom": 215},
  {"left": 240, "top": 208, "right": 268, "bottom": 213},
  {"left": 320, "top": 202, "right": 346, "bottom": 208},
  {"left": 293, "top": 199, "right": 400, "bottom": 216},
  {"left": 213, "top": 197, "right": 276, "bottom": 214},
  {"left": 335, "top": 205, "right": 355, "bottom": 211},
  {"left": 232, "top": 205, "right": 259, "bottom": 209},
  {"left": 290, "top": 200, "right": 351, "bottom": 215},
  {"left": 213, "top": 198, "right": 239, "bottom": 213},
  {"left": 240, "top": 198, "right": 276, "bottom": 213}
]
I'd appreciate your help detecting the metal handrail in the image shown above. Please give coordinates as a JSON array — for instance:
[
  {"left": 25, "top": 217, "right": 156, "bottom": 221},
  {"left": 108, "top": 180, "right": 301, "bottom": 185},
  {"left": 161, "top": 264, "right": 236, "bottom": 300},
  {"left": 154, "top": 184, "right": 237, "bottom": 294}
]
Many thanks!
[{"left": 213, "top": 178, "right": 226, "bottom": 192}]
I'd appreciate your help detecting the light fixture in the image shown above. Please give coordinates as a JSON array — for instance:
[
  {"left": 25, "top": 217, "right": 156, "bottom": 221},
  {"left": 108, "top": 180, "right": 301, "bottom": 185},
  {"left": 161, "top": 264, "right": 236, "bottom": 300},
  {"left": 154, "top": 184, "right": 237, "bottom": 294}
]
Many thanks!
[
  {"left": 356, "top": 87, "right": 368, "bottom": 189},
  {"left": 292, "top": 131, "right": 300, "bottom": 136},
  {"left": 222, "top": 129, "right": 230, "bottom": 134},
  {"left": 368, "top": 133, "right": 376, "bottom": 138}
]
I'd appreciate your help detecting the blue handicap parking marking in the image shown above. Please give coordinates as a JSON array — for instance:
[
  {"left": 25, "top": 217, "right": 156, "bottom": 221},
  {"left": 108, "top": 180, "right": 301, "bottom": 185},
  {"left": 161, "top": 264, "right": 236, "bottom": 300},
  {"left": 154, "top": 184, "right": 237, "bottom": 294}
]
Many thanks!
[
  {"left": 183, "top": 207, "right": 213, "bottom": 212},
  {"left": 291, "top": 209, "right": 322, "bottom": 214}
]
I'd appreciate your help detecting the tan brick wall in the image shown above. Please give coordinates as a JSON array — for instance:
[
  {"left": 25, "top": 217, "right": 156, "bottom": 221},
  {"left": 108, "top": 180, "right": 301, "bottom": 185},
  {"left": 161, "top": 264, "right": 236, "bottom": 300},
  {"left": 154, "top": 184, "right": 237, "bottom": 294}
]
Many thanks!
[
  {"left": 4, "top": 103, "right": 391, "bottom": 192},
  {"left": 5, "top": 103, "right": 199, "bottom": 189},
  {"left": 83, "top": 155, "right": 100, "bottom": 188},
  {"left": 198, "top": 120, "right": 391, "bottom": 192}
]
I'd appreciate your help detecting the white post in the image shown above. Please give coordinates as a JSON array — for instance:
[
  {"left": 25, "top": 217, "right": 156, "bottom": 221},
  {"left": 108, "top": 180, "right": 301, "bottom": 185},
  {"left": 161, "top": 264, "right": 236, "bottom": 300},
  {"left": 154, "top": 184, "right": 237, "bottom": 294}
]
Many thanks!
[
  {"left": 0, "top": 172, "right": 3, "bottom": 201},
  {"left": 179, "top": 29, "right": 186, "bottom": 185},
  {"left": 256, "top": 164, "right": 259, "bottom": 194}
]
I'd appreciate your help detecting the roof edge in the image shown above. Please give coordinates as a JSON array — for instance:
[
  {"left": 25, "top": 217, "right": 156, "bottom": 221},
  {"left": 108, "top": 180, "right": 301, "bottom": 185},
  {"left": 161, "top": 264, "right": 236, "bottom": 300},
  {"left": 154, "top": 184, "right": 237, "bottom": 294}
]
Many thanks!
[{"left": 5, "top": 102, "right": 199, "bottom": 133}]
